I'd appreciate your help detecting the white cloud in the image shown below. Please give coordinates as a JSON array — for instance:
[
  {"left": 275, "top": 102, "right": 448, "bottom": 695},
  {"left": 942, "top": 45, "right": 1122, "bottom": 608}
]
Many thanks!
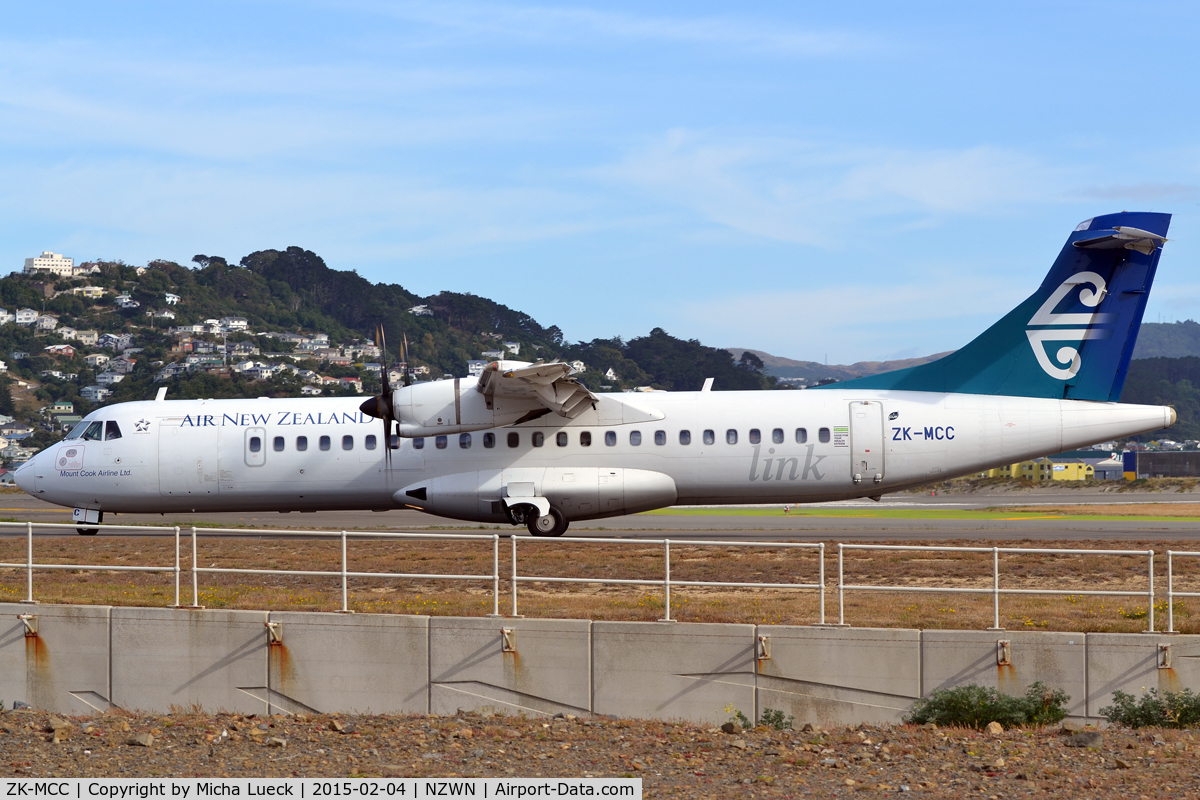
[
  {"left": 598, "top": 130, "right": 1067, "bottom": 247},
  {"left": 340, "top": 1, "right": 881, "bottom": 56},
  {"left": 667, "top": 273, "right": 1030, "bottom": 362}
]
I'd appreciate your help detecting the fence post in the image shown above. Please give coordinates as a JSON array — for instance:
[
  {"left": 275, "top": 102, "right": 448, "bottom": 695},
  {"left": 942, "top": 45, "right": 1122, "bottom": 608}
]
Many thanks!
[
  {"left": 989, "top": 547, "right": 1002, "bottom": 630},
  {"left": 511, "top": 534, "right": 519, "bottom": 617},
  {"left": 24, "top": 521, "right": 33, "bottom": 604},
  {"left": 341, "top": 531, "right": 349, "bottom": 613},
  {"left": 660, "top": 539, "right": 672, "bottom": 622},
  {"left": 1147, "top": 549, "right": 1155, "bottom": 633},
  {"left": 173, "top": 526, "right": 181, "bottom": 608},
  {"left": 837, "top": 543, "right": 845, "bottom": 626},
  {"left": 491, "top": 534, "right": 500, "bottom": 617},
  {"left": 191, "top": 527, "right": 199, "bottom": 607},
  {"left": 818, "top": 542, "right": 826, "bottom": 626},
  {"left": 1168, "top": 551, "right": 1175, "bottom": 634}
]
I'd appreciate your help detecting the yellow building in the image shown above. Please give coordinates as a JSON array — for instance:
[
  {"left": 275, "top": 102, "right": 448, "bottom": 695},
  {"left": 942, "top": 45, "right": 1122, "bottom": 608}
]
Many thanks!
[{"left": 972, "top": 457, "right": 1094, "bottom": 481}]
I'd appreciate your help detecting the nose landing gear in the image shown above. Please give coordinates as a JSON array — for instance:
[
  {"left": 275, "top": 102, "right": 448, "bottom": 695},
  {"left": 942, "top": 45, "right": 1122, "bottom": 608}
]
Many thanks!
[{"left": 75, "top": 510, "right": 102, "bottom": 535}]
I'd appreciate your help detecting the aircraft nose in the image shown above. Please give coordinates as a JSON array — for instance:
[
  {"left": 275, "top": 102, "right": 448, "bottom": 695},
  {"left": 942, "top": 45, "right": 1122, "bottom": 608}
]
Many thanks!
[{"left": 14, "top": 452, "right": 40, "bottom": 494}]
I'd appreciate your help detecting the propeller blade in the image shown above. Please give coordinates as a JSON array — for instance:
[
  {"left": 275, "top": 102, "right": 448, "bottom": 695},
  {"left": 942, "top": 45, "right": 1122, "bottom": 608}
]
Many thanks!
[{"left": 403, "top": 333, "right": 412, "bottom": 387}]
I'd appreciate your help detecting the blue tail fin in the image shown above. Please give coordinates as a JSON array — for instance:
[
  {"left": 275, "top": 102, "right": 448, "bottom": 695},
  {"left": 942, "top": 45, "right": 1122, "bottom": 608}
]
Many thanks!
[{"left": 822, "top": 212, "right": 1170, "bottom": 401}]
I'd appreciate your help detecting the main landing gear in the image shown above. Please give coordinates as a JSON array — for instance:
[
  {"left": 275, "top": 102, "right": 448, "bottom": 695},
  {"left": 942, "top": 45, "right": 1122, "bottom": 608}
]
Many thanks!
[{"left": 527, "top": 507, "right": 569, "bottom": 537}]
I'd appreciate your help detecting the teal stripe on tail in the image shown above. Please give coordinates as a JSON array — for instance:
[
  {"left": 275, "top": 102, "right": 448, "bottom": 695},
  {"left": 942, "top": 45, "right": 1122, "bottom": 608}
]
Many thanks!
[{"left": 819, "top": 212, "right": 1170, "bottom": 401}]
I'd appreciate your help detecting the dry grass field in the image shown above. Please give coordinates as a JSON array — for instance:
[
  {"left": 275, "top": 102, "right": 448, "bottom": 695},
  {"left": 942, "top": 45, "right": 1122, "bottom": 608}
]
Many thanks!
[{"left": 3, "top": 532, "right": 1199, "bottom": 632}]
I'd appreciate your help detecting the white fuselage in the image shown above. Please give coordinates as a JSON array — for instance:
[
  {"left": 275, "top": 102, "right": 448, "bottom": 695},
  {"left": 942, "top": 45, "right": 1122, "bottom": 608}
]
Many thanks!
[{"left": 16, "top": 388, "right": 1172, "bottom": 523}]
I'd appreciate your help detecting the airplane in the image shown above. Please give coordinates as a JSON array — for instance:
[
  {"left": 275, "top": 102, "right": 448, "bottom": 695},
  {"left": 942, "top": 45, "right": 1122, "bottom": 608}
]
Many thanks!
[{"left": 14, "top": 211, "right": 1177, "bottom": 536}]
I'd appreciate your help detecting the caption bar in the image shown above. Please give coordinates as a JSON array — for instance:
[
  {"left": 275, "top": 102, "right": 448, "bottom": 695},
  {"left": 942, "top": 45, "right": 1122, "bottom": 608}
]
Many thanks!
[{"left": 0, "top": 780, "right": 640, "bottom": 800}]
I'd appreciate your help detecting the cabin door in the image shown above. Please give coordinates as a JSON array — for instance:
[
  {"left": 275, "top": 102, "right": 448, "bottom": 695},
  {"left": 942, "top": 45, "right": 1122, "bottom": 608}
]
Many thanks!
[
  {"left": 158, "top": 418, "right": 220, "bottom": 498},
  {"left": 848, "top": 401, "right": 885, "bottom": 486}
]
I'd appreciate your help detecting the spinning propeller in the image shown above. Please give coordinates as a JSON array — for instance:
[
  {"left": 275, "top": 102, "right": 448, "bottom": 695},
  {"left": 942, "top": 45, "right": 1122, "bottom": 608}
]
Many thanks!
[{"left": 358, "top": 324, "right": 407, "bottom": 468}]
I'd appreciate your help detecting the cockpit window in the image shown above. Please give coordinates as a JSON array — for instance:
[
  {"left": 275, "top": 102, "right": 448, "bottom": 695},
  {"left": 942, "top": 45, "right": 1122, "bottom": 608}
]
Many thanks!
[
  {"left": 105, "top": 421, "right": 122, "bottom": 441},
  {"left": 66, "top": 420, "right": 91, "bottom": 439},
  {"left": 80, "top": 421, "right": 104, "bottom": 441}
]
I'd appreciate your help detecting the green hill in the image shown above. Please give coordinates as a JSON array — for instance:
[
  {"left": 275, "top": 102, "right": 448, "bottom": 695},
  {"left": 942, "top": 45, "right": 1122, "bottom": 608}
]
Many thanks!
[
  {"left": 1131, "top": 321, "right": 1200, "bottom": 359},
  {"left": 0, "top": 249, "right": 774, "bottom": 456}
]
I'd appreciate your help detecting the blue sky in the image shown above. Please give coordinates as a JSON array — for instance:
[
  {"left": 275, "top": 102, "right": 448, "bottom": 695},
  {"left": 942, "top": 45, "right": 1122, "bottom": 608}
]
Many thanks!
[{"left": 1, "top": 1, "right": 1198, "bottom": 363}]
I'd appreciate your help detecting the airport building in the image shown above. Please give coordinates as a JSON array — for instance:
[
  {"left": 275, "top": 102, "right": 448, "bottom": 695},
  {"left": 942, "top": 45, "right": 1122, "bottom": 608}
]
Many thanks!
[
  {"left": 974, "top": 456, "right": 1096, "bottom": 481},
  {"left": 1122, "top": 450, "right": 1200, "bottom": 479}
]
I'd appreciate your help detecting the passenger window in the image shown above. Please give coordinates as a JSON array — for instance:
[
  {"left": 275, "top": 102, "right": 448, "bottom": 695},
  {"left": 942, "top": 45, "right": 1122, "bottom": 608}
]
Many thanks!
[
  {"left": 389, "top": 434, "right": 400, "bottom": 449},
  {"left": 81, "top": 421, "right": 103, "bottom": 441},
  {"left": 654, "top": 430, "right": 666, "bottom": 445},
  {"left": 273, "top": 436, "right": 285, "bottom": 452},
  {"left": 484, "top": 432, "right": 496, "bottom": 448},
  {"left": 296, "top": 436, "right": 308, "bottom": 452},
  {"left": 532, "top": 432, "right": 544, "bottom": 447},
  {"left": 819, "top": 427, "right": 830, "bottom": 443},
  {"left": 343, "top": 435, "right": 354, "bottom": 450},
  {"left": 460, "top": 433, "right": 472, "bottom": 449},
  {"left": 630, "top": 430, "right": 642, "bottom": 446},
  {"left": 435, "top": 435, "right": 447, "bottom": 449},
  {"left": 366, "top": 435, "right": 377, "bottom": 450},
  {"left": 249, "top": 436, "right": 262, "bottom": 453},
  {"left": 320, "top": 435, "right": 331, "bottom": 451},
  {"left": 749, "top": 429, "right": 761, "bottom": 445},
  {"left": 507, "top": 432, "right": 519, "bottom": 448},
  {"left": 605, "top": 431, "right": 616, "bottom": 446},
  {"left": 679, "top": 430, "right": 691, "bottom": 445},
  {"left": 105, "top": 421, "right": 122, "bottom": 440},
  {"left": 413, "top": 437, "right": 425, "bottom": 450},
  {"left": 796, "top": 428, "right": 808, "bottom": 444},
  {"left": 556, "top": 432, "right": 568, "bottom": 447},
  {"left": 703, "top": 429, "right": 715, "bottom": 445},
  {"left": 726, "top": 429, "right": 738, "bottom": 445},
  {"left": 772, "top": 428, "right": 784, "bottom": 444},
  {"left": 580, "top": 431, "right": 592, "bottom": 447}
]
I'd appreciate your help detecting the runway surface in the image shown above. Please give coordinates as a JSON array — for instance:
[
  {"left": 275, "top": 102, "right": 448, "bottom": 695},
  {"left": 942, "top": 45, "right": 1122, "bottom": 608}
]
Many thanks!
[{"left": 2, "top": 489, "right": 1198, "bottom": 542}]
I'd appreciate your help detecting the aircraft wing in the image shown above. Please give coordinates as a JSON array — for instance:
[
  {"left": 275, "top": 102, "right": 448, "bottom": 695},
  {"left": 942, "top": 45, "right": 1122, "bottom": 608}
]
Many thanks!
[{"left": 476, "top": 360, "right": 598, "bottom": 419}]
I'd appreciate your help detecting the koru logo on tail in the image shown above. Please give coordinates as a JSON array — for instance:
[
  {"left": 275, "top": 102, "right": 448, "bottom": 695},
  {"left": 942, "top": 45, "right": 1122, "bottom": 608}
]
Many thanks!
[{"left": 1025, "top": 271, "right": 1113, "bottom": 380}]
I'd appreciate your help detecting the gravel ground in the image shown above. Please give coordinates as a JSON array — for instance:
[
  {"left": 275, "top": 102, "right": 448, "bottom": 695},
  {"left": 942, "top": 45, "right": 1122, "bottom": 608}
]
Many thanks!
[{"left": 1, "top": 709, "right": 1194, "bottom": 798}]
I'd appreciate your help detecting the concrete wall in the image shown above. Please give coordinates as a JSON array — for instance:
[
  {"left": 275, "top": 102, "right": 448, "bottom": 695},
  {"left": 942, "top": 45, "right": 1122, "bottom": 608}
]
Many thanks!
[{"left": 3, "top": 603, "right": 1199, "bottom": 726}]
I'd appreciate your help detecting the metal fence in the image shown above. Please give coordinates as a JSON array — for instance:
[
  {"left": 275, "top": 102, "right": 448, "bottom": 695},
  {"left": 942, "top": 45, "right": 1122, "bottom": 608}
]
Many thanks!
[
  {"left": 1, "top": 520, "right": 1196, "bottom": 631},
  {"left": 510, "top": 535, "right": 825, "bottom": 622},
  {"left": 836, "top": 543, "right": 1158, "bottom": 631}
]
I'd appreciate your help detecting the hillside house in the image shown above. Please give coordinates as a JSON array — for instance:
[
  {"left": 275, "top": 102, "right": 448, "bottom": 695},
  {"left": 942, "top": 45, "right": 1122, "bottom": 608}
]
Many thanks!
[
  {"left": 57, "top": 326, "right": 78, "bottom": 340},
  {"left": 0, "top": 309, "right": 13, "bottom": 325},
  {"left": 109, "top": 356, "right": 137, "bottom": 374},
  {"left": 96, "top": 372, "right": 125, "bottom": 386},
  {"left": 35, "top": 314, "right": 58, "bottom": 331},
  {"left": 220, "top": 316, "right": 248, "bottom": 331},
  {"left": 153, "top": 309, "right": 176, "bottom": 320},
  {"left": 49, "top": 401, "right": 74, "bottom": 415},
  {"left": 481, "top": 350, "right": 504, "bottom": 359},
  {"left": 76, "top": 330, "right": 99, "bottom": 346},
  {"left": 71, "top": 286, "right": 105, "bottom": 299},
  {"left": 39, "top": 370, "right": 64, "bottom": 380},
  {"left": 164, "top": 292, "right": 180, "bottom": 305},
  {"left": 82, "top": 385, "right": 112, "bottom": 402},
  {"left": 408, "top": 305, "right": 433, "bottom": 316},
  {"left": 339, "top": 377, "right": 363, "bottom": 393},
  {"left": 468, "top": 360, "right": 487, "bottom": 377},
  {"left": 15, "top": 309, "right": 38, "bottom": 326},
  {"left": 44, "top": 344, "right": 76, "bottom": 357},
  {"left": 98, "top": 333, "right": 134, "bottom": 351},
  {"left": 84, "top": 353, "right": 110, "bottom": 368},
  {"left": 504, "top": 341, "right": 521, "bottom": 355},
  {"left": 300, "top": 385, "right": 322, "bottom": 396}
]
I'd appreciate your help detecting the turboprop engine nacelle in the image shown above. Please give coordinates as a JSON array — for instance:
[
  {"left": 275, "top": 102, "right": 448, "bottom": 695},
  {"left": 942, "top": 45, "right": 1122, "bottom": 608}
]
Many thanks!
[
  {"left": 396, "top": 467, "right": 679, "bottom": 523},
  {"left": 391, "top": 379, "right": 545, "bottom": 437}
]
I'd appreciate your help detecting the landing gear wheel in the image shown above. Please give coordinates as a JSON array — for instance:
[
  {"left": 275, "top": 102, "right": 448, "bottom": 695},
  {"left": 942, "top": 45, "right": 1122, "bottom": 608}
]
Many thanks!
[
  {"left": 76, "top": 510, "right": 102, "bottom": 535},
  {"left": 527, "top": 507, "right": 568, "bottom": 537}
]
